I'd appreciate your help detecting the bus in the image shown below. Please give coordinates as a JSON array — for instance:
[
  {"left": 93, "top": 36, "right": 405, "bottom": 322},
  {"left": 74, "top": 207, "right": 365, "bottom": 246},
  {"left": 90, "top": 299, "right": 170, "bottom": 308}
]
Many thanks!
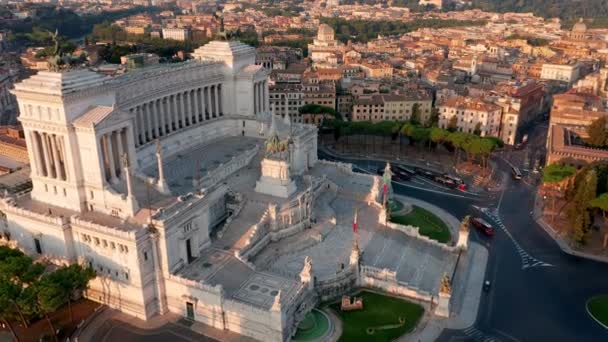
[{"left": 512, "top": 167, "right": 522, "bottom": 180}]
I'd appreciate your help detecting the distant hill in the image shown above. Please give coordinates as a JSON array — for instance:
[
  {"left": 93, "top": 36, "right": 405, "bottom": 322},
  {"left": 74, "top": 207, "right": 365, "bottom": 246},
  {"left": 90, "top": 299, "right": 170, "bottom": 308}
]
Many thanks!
[{"left": 469, "top": 0, "right": 608, "bottom": 19}]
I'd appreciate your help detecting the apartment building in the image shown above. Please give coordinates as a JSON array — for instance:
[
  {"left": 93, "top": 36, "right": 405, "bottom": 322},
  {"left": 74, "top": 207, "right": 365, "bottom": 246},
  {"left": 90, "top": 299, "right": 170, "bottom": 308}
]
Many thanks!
[
  {"left": 352, "top": 92, "right": 432, "bottom": 123},
  {"left": 438, "top": 97, "right": 502, "bottom": 137}
]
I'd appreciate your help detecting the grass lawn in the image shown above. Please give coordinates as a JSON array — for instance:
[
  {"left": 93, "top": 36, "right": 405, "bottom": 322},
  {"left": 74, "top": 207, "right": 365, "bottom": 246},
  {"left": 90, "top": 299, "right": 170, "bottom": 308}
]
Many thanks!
[
  {"left": 588, "top": 295, "right": 608, "bottom": 327},
  {"left": 390, "top": 205, "right": 451, "bottom": 243},
  {"left": 330, "top": 291, "right": 424, "bottom": 342}
]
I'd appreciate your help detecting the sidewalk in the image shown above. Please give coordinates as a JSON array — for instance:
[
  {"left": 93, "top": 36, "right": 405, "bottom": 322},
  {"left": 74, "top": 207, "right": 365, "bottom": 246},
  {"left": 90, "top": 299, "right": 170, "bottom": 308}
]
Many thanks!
[
  {"left": 402, "top": 242, "right": 489, "bottom": 342},
  {"left": 534, "top": 193, "right": 608, "bottom": 264}
]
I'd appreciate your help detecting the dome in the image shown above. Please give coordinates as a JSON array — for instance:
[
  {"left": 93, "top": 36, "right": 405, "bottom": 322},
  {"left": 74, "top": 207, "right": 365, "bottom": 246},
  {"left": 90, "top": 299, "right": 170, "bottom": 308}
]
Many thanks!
[
  {"left": 317, "top": 24, "right": 335, "bottom": 39},
  {"left": 572, "top": 18, "right": 587, "bottom": 33}
]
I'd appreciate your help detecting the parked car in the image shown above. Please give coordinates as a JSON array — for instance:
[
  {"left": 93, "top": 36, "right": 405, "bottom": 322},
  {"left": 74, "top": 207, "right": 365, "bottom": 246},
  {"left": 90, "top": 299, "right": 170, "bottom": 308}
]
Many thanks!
[
  {"left": 393, "top": 170, "right": 412, "bottom": 181},
  {"left": 471, "top": 217, "right": 494, "bottom": 236},
  {"left": 394, "top": 165, "right": 416, "bottom": 177},
  {"left": 435, "top": 175, "right": 458, "bottom": 188},
  {"left": 443, "top": 174, "right": 464, "bottom": 185}
]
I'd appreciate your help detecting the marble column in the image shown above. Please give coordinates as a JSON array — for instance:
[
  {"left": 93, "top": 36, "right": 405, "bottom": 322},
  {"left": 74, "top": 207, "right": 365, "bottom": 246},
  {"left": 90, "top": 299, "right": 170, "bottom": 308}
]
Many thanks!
[
  {"left": 194, "top": 89, "right": 200, "bottom": 124},
  {"left": 30, "top": 131, "right": 44, "bottom": 176},
  {"left": 217, "top": 85, "right": 222, "bottom": 116},
  {"left": 214, "top": 85, "right": 220, "bottom": 118},
  {"left": 160, "top": 98, "right": 167, "bottom": 135},
  {"left": 206, "top": 86, "right": 213, "bottom": 118},
  {"left": 105, "top": 133, "right": 117, "bottom": 183},
  {"left": 185, "top": 90, "right": 191, "bottom": 127},
  {"left": 50, "top": 135, "right": 63, "bottom": 181},
  {"left": 116, "top": 129, "right": 125, "bottom": 179},
  {"left": 253, "top": 83, "right": 258, "bottom": 115},
  {"left": 151, "top": 101, "right": 159, "bottom": 138},
  {"left": 145, "top": 103, "right": 153, "bottom": 142},
  {"left": 200, "top": 87, "right": 207, "bottom": 120},
  {"left": 59, "top": 136, "right": 68, "bottom": 181},
  {"left": 171, "top": 95, "right": 178, "bottom": 131},
  {"left": 41, "top": 133, "right": 54, "bottom": 179},
  {"left": 137, "top": 106, "right": 144, "bottom": 145},
  {"left": 131, "top": 109, "right": 139, "bottom": 147},
  {"left": 179, "top": 92, "right": 186, "bottom": 128}
]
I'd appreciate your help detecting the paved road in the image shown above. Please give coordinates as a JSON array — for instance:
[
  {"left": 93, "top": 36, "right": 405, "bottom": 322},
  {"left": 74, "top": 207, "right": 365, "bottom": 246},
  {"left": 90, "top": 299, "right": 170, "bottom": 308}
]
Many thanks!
[
  {"left": 91, "top": 319, "right": 219, "bottom": 342},
  {"left": 321, "top": 139, "right": 608, "bottom": 341}
]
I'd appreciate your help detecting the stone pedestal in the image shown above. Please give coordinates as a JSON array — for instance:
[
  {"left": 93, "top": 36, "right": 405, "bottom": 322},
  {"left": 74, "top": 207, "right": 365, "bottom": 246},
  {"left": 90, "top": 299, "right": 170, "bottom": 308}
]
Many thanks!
[
  {"left": 457, "top": 227, "right": 469, "bottom": 250},
  {"left": 255, "top": 158, "right": 296, "bottom": 198},
  {"left": 434, "top": 291, "right": 451, "bottom": 318}
]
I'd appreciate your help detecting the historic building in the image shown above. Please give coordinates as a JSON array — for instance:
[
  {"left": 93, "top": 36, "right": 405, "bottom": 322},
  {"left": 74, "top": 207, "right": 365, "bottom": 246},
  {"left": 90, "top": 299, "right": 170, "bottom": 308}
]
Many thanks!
[
  {"left": 2, "top": 39, "right": 460, "bottom": 342},
  {"left": 308, "top": 24, "right": 346, "bottom": 67}
]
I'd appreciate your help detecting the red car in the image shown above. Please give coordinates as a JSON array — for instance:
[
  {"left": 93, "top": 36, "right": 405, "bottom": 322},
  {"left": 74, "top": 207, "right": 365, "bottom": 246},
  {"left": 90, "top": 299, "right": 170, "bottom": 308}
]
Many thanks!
[{"left": 471, "top": 217, "right": 494, "bottom": 236}]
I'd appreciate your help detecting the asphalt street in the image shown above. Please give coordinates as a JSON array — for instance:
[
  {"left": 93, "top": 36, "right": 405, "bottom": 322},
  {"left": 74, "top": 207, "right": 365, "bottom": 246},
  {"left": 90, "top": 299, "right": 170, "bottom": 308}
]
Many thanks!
[{"left": 321, "top": 135, "right": 608, "bottom": 341}]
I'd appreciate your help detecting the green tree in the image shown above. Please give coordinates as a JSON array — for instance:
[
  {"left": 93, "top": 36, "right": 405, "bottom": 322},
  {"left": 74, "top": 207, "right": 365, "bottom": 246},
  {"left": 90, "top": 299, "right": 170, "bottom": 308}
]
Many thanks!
[
  {"left": 0, "top": 279, "right": 22, "bottom": 342},
  {"left": 567, "top": 169, "right": 598, "bottom": 244},
  {"left": 590, "top": 193, "right": 608, "bottom": 248},
  {"left": 542, "top": 164, "right": 576, "bottom": 184},
  {"left": 586, "top": 117, "right": 608, "bottom": 147},
  {"left": 430, "top": 127, "right": 448, "bottom": 146},
  {"left": 426, "top": 107, "right": 440, "bottom": 127},
  {"left": 447, "top": 131, "right": 468, "bottom": 164}
]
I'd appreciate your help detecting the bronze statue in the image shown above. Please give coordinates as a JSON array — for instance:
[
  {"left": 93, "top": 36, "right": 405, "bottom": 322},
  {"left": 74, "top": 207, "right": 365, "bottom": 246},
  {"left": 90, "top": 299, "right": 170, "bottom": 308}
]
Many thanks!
[{"left": 47, "top": 29, "right": 63, "bottom": 72}]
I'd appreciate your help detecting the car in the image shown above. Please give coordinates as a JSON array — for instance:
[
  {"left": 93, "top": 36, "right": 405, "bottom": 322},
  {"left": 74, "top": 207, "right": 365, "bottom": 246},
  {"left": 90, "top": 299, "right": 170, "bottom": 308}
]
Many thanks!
[
  {"left": 434, "top": 175, "right": 458, "bottom": 188},
  {"left": 394, "top": 165, "right": 416, "bottom": 176},
  {"left": 471, "top": 217, "right": 494, "bottom": 236},
  {"left": 483, "top": 280, "right": 491, "bottom": 292},
  {"left": 393, "top": 170, "right": 411, "bottom": 181},
  {"left": 443, "top": 174, "right": 464, "bottom": 185},
  {"left": 511, "top": 167, "right": 522, "bottom": 180}
]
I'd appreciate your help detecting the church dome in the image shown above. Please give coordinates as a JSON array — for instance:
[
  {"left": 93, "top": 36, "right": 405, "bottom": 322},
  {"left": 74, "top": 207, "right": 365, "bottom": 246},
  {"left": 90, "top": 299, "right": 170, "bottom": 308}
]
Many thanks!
[
  {"left": 572, "top": 18, "right": 587, "bottom": 33},
  {"left": 317, "top": 24, "right": 335, "bottom": 40}
]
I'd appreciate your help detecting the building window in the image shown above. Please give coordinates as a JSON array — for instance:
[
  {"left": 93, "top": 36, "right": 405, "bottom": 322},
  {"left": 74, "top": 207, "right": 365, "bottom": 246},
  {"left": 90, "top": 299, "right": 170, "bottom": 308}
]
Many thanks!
[{"left": 143, "top": 251, "right": 148, "bottom": 261}]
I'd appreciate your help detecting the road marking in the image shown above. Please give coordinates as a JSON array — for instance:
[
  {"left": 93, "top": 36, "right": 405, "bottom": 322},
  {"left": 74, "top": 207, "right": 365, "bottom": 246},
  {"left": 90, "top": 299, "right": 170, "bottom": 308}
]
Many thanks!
[
  {"left": 474, "top": 206, "right": 553, "bottom": 270},
  {"left": 462, "top": 326, "right": 502, "bottom": 342}
]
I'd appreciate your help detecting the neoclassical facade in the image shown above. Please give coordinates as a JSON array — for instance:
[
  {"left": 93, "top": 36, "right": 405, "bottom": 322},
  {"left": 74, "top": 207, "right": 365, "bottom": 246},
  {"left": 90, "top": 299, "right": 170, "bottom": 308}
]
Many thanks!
[{"left": 0, "top": 39, "right": 458, "bottom": 342}]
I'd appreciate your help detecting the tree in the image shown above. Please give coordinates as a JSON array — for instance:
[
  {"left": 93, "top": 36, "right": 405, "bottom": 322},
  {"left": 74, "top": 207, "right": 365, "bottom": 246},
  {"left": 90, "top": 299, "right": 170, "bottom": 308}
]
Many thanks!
[
  {"left": 446, "top": 131, "right": 469, "bottom": 164},
  {"left": 567, "top": 169, "right": 598, "bottom": 244},
  {"left": 586, "top": 117, "right": 607, "bottom": 147},
  {"left": 0, "top": 279, "right": 22, "bottom": 342},
  {"left": 590, "top": 193, "right": 608, "bottom": 248},
  {"left": 410, "top": 103, "right": 421, "bottom": 124},
  {"left": 430, "top": 127, "right": 448, "bottom": 151},
  {"left": 427, "top": 107, "right": 440, "bottom": 127},
  {"left": 57, "top": 265, "right": 95, "bottom": 322},
  {"left": 542, "top": 164, "right": 576, "bottom": 184}
]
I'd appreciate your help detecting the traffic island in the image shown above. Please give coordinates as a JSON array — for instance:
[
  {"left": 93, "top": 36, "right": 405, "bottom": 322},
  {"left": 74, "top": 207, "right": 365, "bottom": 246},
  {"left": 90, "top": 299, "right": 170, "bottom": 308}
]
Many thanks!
[
  {"left": 329, "top": 291, "right": 424, "bottom": 342},
  {"left": 587, "top": 295, "right": 608, "bottom": 329}
]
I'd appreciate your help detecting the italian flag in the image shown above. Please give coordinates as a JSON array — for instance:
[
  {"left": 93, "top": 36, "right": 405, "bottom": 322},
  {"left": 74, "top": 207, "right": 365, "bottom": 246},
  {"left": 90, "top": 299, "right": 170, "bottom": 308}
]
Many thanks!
[{"left": 353, "top": 208, "right": 358, "bottom": 233}]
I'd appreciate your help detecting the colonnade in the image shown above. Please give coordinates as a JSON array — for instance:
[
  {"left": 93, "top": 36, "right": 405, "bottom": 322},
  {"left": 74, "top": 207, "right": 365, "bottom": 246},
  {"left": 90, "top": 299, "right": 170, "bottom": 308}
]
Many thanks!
[
  {"left": 29, "top": 131, "right": 67, "bottom": 181},
  {"left": 253, "top": 80, "right": 268, "bottom": 115},
  {"left": 131, "top": 84, "right": 222, "bottom": 147},
  {"left": 99, "top": 128, "right": 130, "bottom": 183}
]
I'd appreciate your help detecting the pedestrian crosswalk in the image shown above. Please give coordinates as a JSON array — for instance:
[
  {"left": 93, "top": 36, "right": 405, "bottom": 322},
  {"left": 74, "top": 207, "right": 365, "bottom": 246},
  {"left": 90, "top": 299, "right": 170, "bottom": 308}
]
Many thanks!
[
  {"left": 475, "top": 206, "right": 553, "bottom": 270},
  {"left": 462, "top": 326, "right": 501, "bottom": 342}
]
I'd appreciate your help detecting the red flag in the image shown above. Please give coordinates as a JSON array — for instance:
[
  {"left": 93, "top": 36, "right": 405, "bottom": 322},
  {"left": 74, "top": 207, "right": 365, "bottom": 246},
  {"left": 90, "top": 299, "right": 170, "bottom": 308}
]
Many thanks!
[
  {"left": 383, "top": 183, "right": 387, "bottom": 194},
  {"left": 353, "top": 208, "right": 358, "bottom": 233}
]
